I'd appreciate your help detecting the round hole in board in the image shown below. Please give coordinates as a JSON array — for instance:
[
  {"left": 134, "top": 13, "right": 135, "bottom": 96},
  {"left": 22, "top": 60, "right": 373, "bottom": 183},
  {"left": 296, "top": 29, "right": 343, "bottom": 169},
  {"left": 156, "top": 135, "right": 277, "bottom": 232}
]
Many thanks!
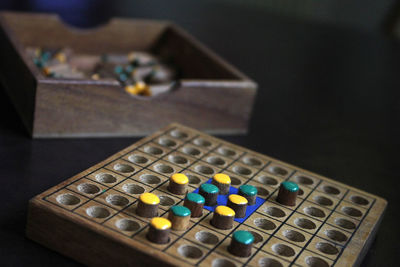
[
  {"left": 154, "top": 164, "right": 174, "bottom": 174},
  {"left": 313, "top": 195, "right": 333, "bottom": 206},
  {"left": 77, "top": 183, "right": 100, "bottom": 194},
  {"left": 322, "top": 185, "right": 340, "bottom": 195},
  {"left": 182, "top": 146, "right": 201, "bottom": 156},
  {"left": 283, "top": 229, "right": 305, "bottom": 242},
  {"left": 128, "top": 154, "right": 149, "bottom": 164},
  {"left": 178, "top": 245, "right": 203, "bottom": 259},
  {"left": 316, "top": 242, "right": 339, "bottom": 255},
  {"left": 271, "top": 243, "right": 295, "bottom": 257},
  {"left": 294, "top": 218, "right": 316, "bottom": 230},
  {"left": 341, "top": 206, "right": 363, "bottom": 217},
  {"left": 187, "top": 174, "right": 201, "bottom": 185},
  {"left": 159, "top": 195, "right": 175, "bottom": 206},
  {"left": 86, "top": 206, "right": 110, "bottom": 218},
  {"left": 294, "top": 175, "right": 314, "bottom": 185},
  {"left": 242, "top": 156, "right": 262, "bottom": 167},
  {"left": 350, "top": 195, "right": 369, "bottom": 206},
  {"left": 256, "top": 187, "right": 269, "bottom": 197},
  {"left": 144, "top": 146, "right": 163, "bottom": 155},
  {"left": 95, "top": 173, "right": 117, "bottom": 184},
  {"left": 195, "top": 231, "right": 219, "bottom": 245},
  {"left": 114, "top": 163, "right": 135, "bottom": 173},
  {"left": 115, "top": 218, "right": 140, "bottom": 231},
  {"left": 305, "top": 256, "right": 330, "bottom": 267},
  {"left": 249, "top": 231, "right": 263, "bottom": 245},
  {"left": 106, "top": 194, "right": 129, "bottom": 206},
  {"left": 56, "top": 193, "right": 80, "bottom": 206},
  {"left": 168, "top": 155, "right": 188, "bottom": 165},
  {"left": 257, "top": 175, "right": 278, "bottom": 186},
  {"left": 230, "top": 176, "right": 241, "bottom": 186},
  {"left": 217, "top": 147, "right": 236, "bottom": 157},
  {"left": 211, "top": 258, "right": 236, "bottom": 267},
  {"left": 158, "top": 137, "right": 176, "bottom": 147},
  {"left": 193, "top": 138, "right": 212, "bottom": 147},
  {"left": 254, "top": 218, "right": 276, "bottom": 231},
  {"left": 268, "top": 166, "right": 288, "bottom": 176},
  {"left": 206, "top": 156, "right": 226, "bottom": 166},
  {"left": 195, "top": 165, "right": 214, "bottom": 175},
  {"left": 258, "top": 257, "right": 283, "bottom": 267},
  {"left": 233, "top": 165, "right": 252, "bottom": 176},
  {"left": 264, "top": 206, "right": 286, "bottom": 218},
  {"left": 170, "top": 129, "right": 188, "bottom": 139},
  {"left": 140, "top": 174, "right": 161, "bottom": 184},
  {"left": 298, "top": 188, "right": 304, "bottom": 196},
  {"left": 123, "top": 184, "right": 145, "bottom": 194},
  {"left": 304, "top": 207, "right": 326, "bottom": 218},
  {"left": 334, "top": 218, "right": 356, "bottom": 230},
  {"left": 324, "top": 229, "right": 348, "bottom": 242}
]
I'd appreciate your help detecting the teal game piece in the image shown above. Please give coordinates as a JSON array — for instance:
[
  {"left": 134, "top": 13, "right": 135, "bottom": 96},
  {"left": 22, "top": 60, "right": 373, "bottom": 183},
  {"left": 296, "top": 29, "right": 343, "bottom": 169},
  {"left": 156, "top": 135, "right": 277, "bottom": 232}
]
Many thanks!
[
  {"left": 282, "top": 181, "right": 299, "bottom": 192},
  {"left": 277, "top": 181, "right": 299, "bottom": 206},
  {"left": 199, "top": 183, "right": 219, "bottom": 206},
  {"left": 186, "top": 193, "right": 205, "bottom": 204},
  {"left": 233, "top": 230, "right": 254, "bottom": 245},
  {"left": 229, "top": 230, "right": 254, "bottom": 257},
  {"left": 239, "top": 184, "right": 258, "bottom": 205},
  {"left": 170, "top": 205, "right": 191, "bottom": 217}
]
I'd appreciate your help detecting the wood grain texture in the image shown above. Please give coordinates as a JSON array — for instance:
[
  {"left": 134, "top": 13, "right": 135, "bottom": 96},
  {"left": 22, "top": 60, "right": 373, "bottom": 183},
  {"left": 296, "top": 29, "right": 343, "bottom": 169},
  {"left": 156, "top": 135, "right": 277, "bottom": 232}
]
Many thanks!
[
  {"left": 0, "top": 12, "right": 257, "bottom": 138},
  {"left": 26, "top": 123, "right": 387, "bottom": 266}
]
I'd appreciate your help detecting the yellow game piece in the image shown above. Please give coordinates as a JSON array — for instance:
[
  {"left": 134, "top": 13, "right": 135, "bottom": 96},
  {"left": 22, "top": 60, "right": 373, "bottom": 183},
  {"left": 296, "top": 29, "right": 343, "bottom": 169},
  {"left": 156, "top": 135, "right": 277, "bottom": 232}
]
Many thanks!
[
  {"left": 139, "top": 192, "right": 160, "bottom": 205},
  {"left": 215, "top": 205, "right": 235, "bottom": 217},
  {"left": 228, "top": 194, "right": 248, "bottom": 205},
  {"left": 124, "top": 81, "right": 151, "bottom": 96},
  {"left": 213, "top": 173, "right": 231, "bottom": 184},
  {"left": 150, "top": 217, "right": 171, "bottom": 230},
  {"left": 171, "top": 173, "right": 189, "bottom": 185},
  {"left": 55, "top": 53, "right": 66, "bottom": 63},
  {"left": 42, "top": 67, "right": 51, "bottom": 76}
]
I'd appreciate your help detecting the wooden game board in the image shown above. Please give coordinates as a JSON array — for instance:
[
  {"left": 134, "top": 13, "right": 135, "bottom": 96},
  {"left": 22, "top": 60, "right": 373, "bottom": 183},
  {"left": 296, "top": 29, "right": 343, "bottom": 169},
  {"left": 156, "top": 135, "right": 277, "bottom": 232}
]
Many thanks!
[{"left": 26, "top": 123, "right": 387, "bottom": 267}]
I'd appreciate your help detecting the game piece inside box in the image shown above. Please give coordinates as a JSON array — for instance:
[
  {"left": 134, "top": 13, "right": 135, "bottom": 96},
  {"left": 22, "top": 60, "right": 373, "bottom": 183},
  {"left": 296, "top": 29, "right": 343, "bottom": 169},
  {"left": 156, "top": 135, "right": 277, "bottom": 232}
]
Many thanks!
[
  {"left": 0, "top": 12, "right": 257, "bottom": 137},
  {"left": 27, "top": 123, "right": 387, "bottom": 267}
]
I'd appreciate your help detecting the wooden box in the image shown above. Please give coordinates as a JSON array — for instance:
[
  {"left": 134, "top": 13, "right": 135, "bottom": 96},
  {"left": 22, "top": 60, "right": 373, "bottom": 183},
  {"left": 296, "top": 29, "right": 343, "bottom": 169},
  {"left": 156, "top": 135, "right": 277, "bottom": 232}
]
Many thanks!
[{"left": 0, "top": 12, "right": 257, "bottom": 138}]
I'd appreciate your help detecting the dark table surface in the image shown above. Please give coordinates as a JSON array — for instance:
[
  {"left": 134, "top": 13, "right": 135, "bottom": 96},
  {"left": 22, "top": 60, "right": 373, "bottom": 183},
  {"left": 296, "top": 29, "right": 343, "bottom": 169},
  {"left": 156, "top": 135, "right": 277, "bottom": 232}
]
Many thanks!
[{"left": 1, "top": 2, "right": 400, "bottom": 266}]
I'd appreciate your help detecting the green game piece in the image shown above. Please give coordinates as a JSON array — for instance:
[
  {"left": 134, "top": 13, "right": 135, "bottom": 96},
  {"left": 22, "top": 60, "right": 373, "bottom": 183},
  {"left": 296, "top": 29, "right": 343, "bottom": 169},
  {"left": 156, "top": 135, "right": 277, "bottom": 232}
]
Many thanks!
[
  {"left": 233, "top": 230, "right": 254, "bottom": 245},
  {"left": 239, "top": 184, "right": 257, "bottom": 196},
  {"left": 282, "top": 181, "right": 299, "bottom": 192},
  {"left": 114, "top": 65, "right": 123, "bottom": 74},
  {"left": 170, "top": 205, "right": 191, "bottom": 217},
  {"left": 200, "top": 183, "right": 219, "bottom": 194},
  {"left": 186, "top": 193, "right": 205, "bottom": 204}
]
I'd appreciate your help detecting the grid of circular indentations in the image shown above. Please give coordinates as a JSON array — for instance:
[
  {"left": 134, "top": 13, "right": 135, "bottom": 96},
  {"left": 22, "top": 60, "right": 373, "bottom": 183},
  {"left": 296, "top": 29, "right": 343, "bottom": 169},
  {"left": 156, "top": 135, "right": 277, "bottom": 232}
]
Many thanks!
[
  {"left": 195, "top": 231, "right": 219, "bottom": 245},
  {"left": 194, "top": 165, "right": 214, "bottom": 175},
  {"left": 257, "top": 175, "right": 278, "bottom": 186},
  {"left": 324, "top": 229, "right": 348, "bottom": 242},
  {"left": 233, "top": 165, "right": 252, "bottom": 176},
  {"left": 283, "top": 229, "right": 306, "bottom": 242},
  {"left": 304, "top": 207, "right": 326, "bottom": 218},
  {"left": 341, "top": 206, "right": 362, "bottom": 217},
  {"left": 316, "top": 242, "right": 339, "bottom": 255},
  {"left": 78, "top": 183, "right": 100, "bottom": 194},
  {"left": 322, "top": 185, "right": 340, "bottom": 195},
  {"left": 170, "top": 129, "right": 188, "bottom": 139},
  {"left": 193, "top": 138, "right": 212, "bottom": 147},
  {"left": 154, "top": 164, "right": 174, "bottom": 174},
  {"left": 115, "top": 218, "right": 140, "bottom": 231},
  {"left": 305, "top": 256, "right": 329, "bottom": 267},
  {"left": 217, "top": 147, "right": 236, "bottom": 157},
  {"left": 182, "top": 146, "right": 201, "bottom": 156},
  {"left": 271, "top": 243, "right": 295, "bottom": 257},
  {"left": 206, "top": 156, "right": 226, "bottom": 166},
  {"left": 212, "top": 258, "right": 235, "bottom": 267},
  {"left": 258, "top": 257, "right": 283, "bottom": 267},
  {"left": 144, "top": 146, "right": 163, "bottom": 155},
  {"left": 86, "top": 206, "right": 110, "bottom": 218},
  {"left": 168, "top": 154, "right": 188, "bottom": 165},
  {"left": 95, "top": 173, "right": 117, "bottom": 184},
  {"left": 178, "top": 245, "right": 203, "bottom": 259},
  {"left": 254, "top": 218, "right": 276, "bottom": 230},
  {"left": 334, "top": 218, "right": 356, "bottom": 229},
  {"left": 242, "top": 156, "right": 262, "bottom": 167},
  {"left": 294, "top": 218, "right": 316, "bottom": 230},
  {"left": 114, "top": 163, "right": 134, "bottom": 173},
  {"left": 294, "top": 175, "right": 314, "bottom": 185},
  {"left": 313, "top": 195, "right": 333, "bottom": 206},
  {"left": 159, "top": 195, "right": 175, "bottom": 206},
  {"left": 128, "top": 154, "right": 149, "bottom": 164},
  {"left": 122, "top": 183, "right": 145, "bottom": 194},
  {"left": 268, "top": 166, "right": 288, "bottom": 176},
  {"left": 256, "top": 186, "right": 269, "bottom": 197},
  {"left": 264, "top": 206, "right": 286, "bottom": 218},
  {"left": 140, "top": 174, "right": 161, "bottom": 184},
  {"left": 106, "top": 194, "right": 129, "bottom": 206},
  {"left": 350, "top": 195, "right": 369, "bottom": 206},
  {"left": 56, "top": 193, "right": 80, "bottom": 205},
  {"left": 158, "top": 137, "right": 177, "bottom": 147}
]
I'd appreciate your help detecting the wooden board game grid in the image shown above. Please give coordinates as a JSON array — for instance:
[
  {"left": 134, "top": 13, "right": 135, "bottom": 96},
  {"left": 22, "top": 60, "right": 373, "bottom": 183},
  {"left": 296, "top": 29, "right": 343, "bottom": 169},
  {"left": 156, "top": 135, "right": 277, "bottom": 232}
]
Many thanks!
[{"left": 29, "top": 123, "right": 386, "bottom": 267}]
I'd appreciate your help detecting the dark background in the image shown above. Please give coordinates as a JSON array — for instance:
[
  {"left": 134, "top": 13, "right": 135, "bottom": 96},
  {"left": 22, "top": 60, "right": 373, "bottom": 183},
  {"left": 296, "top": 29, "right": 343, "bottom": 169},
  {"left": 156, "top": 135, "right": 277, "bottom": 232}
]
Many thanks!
[{"left": 1, "top": 0, "right": 400, "bottom": 266}]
